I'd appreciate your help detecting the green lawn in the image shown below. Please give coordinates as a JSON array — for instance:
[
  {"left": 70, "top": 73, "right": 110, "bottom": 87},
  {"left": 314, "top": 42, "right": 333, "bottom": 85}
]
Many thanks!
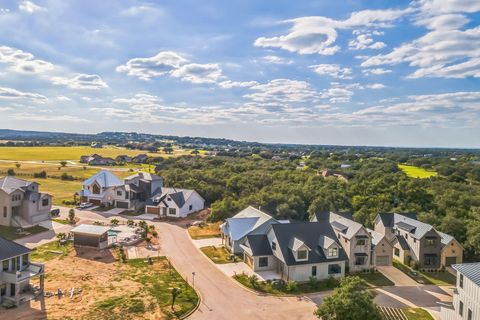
[
  {"left": 404, "top": 308, "right": 434, "bottom": 320},
  {"left": 51, "top": 218, "right": 72, "bottom": 225},
  {"left": 393, "top": 260, "right": 455, "bottom": 285},
  {"left": 355, "top": 272, "right": 395, "bottom": 287},
  {"left": 234, "top": 273, "right": 339, "bottom": 295},
  {"left": 200, "top": 246, "right": 234, "bottom": 264},
  {"left": 188, "top": 222, "right": 222, "bottom": 240},
  {"left": 0, "top": 225, "right": 49, "bottom": 240},
  {"left": 398, "top": 164, "right": 437, "bottom": 179}
]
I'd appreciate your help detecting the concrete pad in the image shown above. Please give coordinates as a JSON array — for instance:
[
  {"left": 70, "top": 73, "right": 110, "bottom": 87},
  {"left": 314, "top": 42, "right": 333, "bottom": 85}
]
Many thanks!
[
  {"left": 377, "top": 266, "right": 418, "bottom": 286},
  {"left": 102, "top": 208, "right": 125, "bottom": 215},
  {"left": 216, "top": 262, "right": 281, "bottom": 281},
  {"left": 135, "top": 213, "right": 157, "bottom": 221},
  {"left": 193, "top": 237, "right": 223, "bottom": 248}
]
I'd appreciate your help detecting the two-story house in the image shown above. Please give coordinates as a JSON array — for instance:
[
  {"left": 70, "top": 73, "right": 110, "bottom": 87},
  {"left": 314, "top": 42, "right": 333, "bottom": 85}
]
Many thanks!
[
  {"left": 374, "top": 212, "right": 462, "bottom": 269},
  {"left": 311, "top": 212, "right": 374, "bottom": 272},
  {"left": 77, "top": 170, "right": 123, "bottom": 206},
  {"left": 112, "top": 172, "right": 163, "bottom": 210},
  {"left": 441, "top": 263, "right": 480, "bottom": 320},
  {"left": 0, "top": 176, "right": 52, "bottom": 227},
  {"left": 240, "top": 221, "right": 348, "bottom": 282},
  {"left": 0, "top": 237, "right": 45, "bottom": 306}
]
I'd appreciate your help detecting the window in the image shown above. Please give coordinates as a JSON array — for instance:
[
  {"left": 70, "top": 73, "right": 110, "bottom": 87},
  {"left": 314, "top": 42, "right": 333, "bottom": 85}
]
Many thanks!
[
  {"left": 189, "top": 205, "right": 193, "bottom": 211},
  {"left": 356, "top": 239, "right": 366, "bottom": 246},
  {"left": 405, "top": 234, "right": 408, "bottom": 240},
  {"left": 355, "top": 256, "right": 366, "bottom": 265},
  {"left": 459, "top": 301, "right": 463, "bottom": 316},
  {"left": 297, "top": 250, "right": 307, "bottom": 260},
  {"left": 117, "top": 191, "right": 122, "bottom": 196},
  {"left": 42, "top": 198, "right": 49, "bottom": 206},
  {"left": 271, "top": 242, "right": 276, "bottom": 250},
  {"left": 3, "top": 207, "right": 6, "bottom": 218},
  {"left": 168, "top": 208, "right": 176, "bottom": 216},
  {"left": 328, "top": 264, "right": 341, "bottom": 274},
  {"left": 467, "top": 309, "right": 472, "bottom": 320},
  {"left": 394, "top": 248, "right": 400, "bottom": 256},
  {"left": 414, "top": 238, "right": 416, "bottom": 243},
  {"left": 424, "top": 254, "right": 437, "bottom": 266},
  {"left": 2, "top": 260, "right": 8, "bottom": 271},
  {"left": 259, "top": 257, "right": 268, "bottom": 268},
  {"left": 328, "top": 247, "right": 338, "bottom": 257},
  {"left": 459, "top": 274, "right": 464, "bottom": 288},
  {"left": 312, "top": 266, "right": 317, "bottom": 277},
  {"left": 426, "top": 239, "right": 436, "bottom": 246},
  {"left": 162, "top": 207, "right": 167, "bottom": 216}
]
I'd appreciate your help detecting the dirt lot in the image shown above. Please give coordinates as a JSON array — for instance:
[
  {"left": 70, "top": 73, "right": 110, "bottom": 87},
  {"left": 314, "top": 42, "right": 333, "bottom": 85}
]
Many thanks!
[{"left": 0, "top": 244, "right": 196, "bottom": 320}]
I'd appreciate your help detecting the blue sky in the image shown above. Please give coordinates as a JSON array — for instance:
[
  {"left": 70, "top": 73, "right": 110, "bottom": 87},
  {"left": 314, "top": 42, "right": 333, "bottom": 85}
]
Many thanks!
[{"left": 0, "top": 0, "right": 479, "bottom": 147}]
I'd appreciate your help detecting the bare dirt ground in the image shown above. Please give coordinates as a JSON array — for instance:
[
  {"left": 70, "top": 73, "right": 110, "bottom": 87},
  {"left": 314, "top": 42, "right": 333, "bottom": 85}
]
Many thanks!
[{"left": 0, "top": 247, "right": 164, "bottom": 320}]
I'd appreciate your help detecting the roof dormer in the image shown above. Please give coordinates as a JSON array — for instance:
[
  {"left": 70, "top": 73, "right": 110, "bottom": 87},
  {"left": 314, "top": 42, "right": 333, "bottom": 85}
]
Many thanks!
[
  {"left": 288, "top": 237, "right": 310, "bottom": 262},
  {"left": 319, "top": 235, "right": 339, "bottom": 259}
]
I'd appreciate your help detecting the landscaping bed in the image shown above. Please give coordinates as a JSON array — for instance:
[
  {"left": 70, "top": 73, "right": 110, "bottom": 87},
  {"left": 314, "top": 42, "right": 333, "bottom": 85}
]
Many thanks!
[
  {"left": 233, "top": 273, "right": 339, "bottom": 295},
  {"left": 0, "top": 225, "right": 49, "bottom": 240}
]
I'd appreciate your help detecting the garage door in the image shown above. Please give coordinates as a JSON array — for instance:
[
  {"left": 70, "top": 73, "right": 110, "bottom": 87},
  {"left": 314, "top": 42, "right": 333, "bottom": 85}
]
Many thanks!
[
  {"left": 146, "top": 206, "right": 160, "bottom": 215},
  {"left": 90, "top": 199, "right": 101, "bottom": 205},
  {"left": 376, "top": 256, "right": 390, "bottom": 266},
  {"left": 445, "top": 256, "right": 457, "bottom": 266},
  {"left": 116, "top": 201, "right": 129, "bottom": 209}
]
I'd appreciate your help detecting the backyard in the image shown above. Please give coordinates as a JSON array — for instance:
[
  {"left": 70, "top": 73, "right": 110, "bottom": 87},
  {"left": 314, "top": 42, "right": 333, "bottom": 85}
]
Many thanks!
[
  {"left": 1, "top": 241, "right": 198, "bottom": 320},
  {"left": 398, "top": 165, "right": 438, "bottom": 179}
]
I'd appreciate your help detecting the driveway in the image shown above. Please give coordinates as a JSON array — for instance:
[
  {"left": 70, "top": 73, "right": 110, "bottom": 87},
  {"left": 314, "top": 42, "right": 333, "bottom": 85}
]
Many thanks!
[{"left": 377, "top": 266, "right": 418, "bottom": 286}]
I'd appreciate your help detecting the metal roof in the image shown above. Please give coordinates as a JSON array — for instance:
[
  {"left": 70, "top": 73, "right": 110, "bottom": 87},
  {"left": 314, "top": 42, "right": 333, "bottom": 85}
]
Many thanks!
[
  {"left": 0, "top": 176, "right": 34, "bottom": 194},
  {"left": 453, "top": 263, "right": 480, "bottom": 287},
  {"left": 396, "top": 221, "right": 417, "bottom": 232},
  {"left": 71, "top": 224, "right": 110, "bottom": 236},
  {"left": 245, "top": 234, "right": 273, "bottom": 256},
  {"left": 331, "top": 221, "right": 348, "bottom": 233},
  {"left": 83, "top": 170, "right": 123, "bottom": 188},
  {"left": 0, "top": 237, "right": 31, "bottom": 260}
]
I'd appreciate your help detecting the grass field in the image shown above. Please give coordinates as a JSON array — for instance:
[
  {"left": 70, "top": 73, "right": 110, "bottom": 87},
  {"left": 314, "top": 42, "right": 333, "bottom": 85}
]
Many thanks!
[
  {"left": 188, "top": 222, "right": 222, "bottom": 239},
  {"left": 355, "top": 272, "right": 395, "bottom": 287},
  {"left": 398, "top": 164, "right": 438, "bottom": 179},
  {"left": 200, "top": 246, "right": 233, "bottom": 264},
  {"left": 0, "top": 146, "right": 191, "bottom": 161}
]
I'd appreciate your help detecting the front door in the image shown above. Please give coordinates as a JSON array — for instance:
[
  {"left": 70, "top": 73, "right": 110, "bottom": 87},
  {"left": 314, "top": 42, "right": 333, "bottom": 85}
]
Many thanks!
[{"left": 9, "top": 284, "right": 15, "bottom": 297}]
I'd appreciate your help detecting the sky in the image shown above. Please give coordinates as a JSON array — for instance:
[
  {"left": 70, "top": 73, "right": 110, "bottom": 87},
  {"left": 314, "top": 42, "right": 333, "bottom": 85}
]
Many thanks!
[{"left": 0, "top": 0, "right": 480, "bottom": 148}]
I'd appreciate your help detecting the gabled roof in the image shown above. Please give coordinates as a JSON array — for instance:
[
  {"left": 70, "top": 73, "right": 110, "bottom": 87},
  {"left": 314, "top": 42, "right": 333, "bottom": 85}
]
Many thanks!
[
  {"left": 288, "top": 237, "right": 310, "bottom": 251},
  {"left": 223, "top": 206, "right": 277, "bottom": 241},
  {"left": 438, "top": 231, "right": 454, "bottom": 246},
  {"left": 392, "top": 213, "right": 433, "bottom": 239},
  {"left": 453, "top": 263, "right": 480, "bottom": 286},
  {"left": 147, "top": 187, "right": 200, "bottom": 208},
  {"left": 0, "top": 176, "right": 34, "bottom": 194},
  {"left": 244, "top": 234, "right": 273, "bottom": 256},
  {"left": 331, "top": 221, "right": 349, "bottom": 234},
  {"left": 318, "top": 235, "right": 336, "bottom": 249},
  {"left": 367, "top": 228, "right": 386, "bottom": 246},
  {"left": 125, "top": 172, "right": 163, "bottom": 182},
  {"left": 271, "top": 221, "right": 347, "bottom": 266},
  {"left": 377, "top": 212, "right": 394, "bottom": 227},
  {"left": 0, "top": 237, "right": 31, "bottom": 260},
  {"left": 83, "top": 170, "right": 123, "bottom": 188},
  {"left": 392, "top": 235, "right": 410, "bottom": 250},
  {"left": 328, "top": 212, "right": 365, "bottom": 240},
  {"left": 169, "top": 192, "right": 186, "bottom": 208}
]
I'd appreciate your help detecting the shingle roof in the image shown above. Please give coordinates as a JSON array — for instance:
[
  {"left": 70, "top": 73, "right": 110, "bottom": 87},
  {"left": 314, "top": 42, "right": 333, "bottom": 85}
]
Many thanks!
[
  {"left": 393, "top": 235, "right": 410, "bottom": 250},
  {"left": 393, "top": 213, "right": 433, "bottom": 239},
  {"left": 438, "top": 231, "right": 454, "bottom": 246},
  {"left": 0, "top": 237, "right": 31, "bottom": 261},
  {"left": 169, "top": 192, "right": 186, "bottom": 208},
  {"left": 71, "top": 224, "right": 110, "bottom": 236},
  {"left": 83, "top": 170, "right": 123, "bottom": 188},
  {"left": 328, "top": 212, "right": 365, "bottom": 240},
  {"left": 331, "top": 221, "right": 348, "bottom": 233},
  {"left": 377, "top": 212, "right": 394, "bottom": 227},
  {"left": 289, "top": 237, "right": 310, "bottom": 251},
  {"left": 125, "top": 172, "right": 163, "bottom": 182},
  {"left": 0, "top": 176, "right": 34, "bottom": 194},
  {"left": 367, "top": 228, "right": 385, "bottom": 246},
  {"left": 245, "top": 235, "right": 273, "bottom": 256},
  {"left": 271, "top": 222, "right": 348, "bottom": 266},
  {"left": 453, "top": 263, "right": 480, "bottom": 286},
  {"left": 396, "top": 221, "right": 417, "bottom": 232}
]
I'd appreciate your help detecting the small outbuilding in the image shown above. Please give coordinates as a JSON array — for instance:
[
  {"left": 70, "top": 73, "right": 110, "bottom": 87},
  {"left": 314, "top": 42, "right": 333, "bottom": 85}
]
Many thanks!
[{"left": 71, "top": 224, "right": 110, "bottom": 249}]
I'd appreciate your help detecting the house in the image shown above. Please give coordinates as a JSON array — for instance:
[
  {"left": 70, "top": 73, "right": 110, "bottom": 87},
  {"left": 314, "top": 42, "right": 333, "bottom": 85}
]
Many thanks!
[
  {"left": 71, "top": 224, "right": 110, "bottom": 249},
  {"left": 79, "top": 155, "right": 91, "bottom": 164},
  {"left": 374, "top": 212, "right": 462, "bottom": 268},
  {"left": 0, "top": 176, "right": 52, "bottom": 227},
  {"left": 115, "top": 155, "right": 132, "bottom": 163},
  {"left": 145, "top": 187, "right": 204, "bottom": 218},
  {"left": 312, "top": 212, "right": 374, "bottom": 271},
  {"left": 77, "top": 170, "right": 123, "bottom": 206},
  {"left": 441, "top": 263, "right": 480, "bottom": 320},
  {"left": 0, "top": 237, "right": 45, "bottom": 306},
  {"left": 132, "top": 154, "right": 149, "bottom": 163},
  {"left": 113, "top": 172, "right": 163, "bottom": 210},
  {"left": 91, "top": 142, "right": 103, "bottom": 148},
  {"left": 220, "top": 206, "right": 279, "bottom": 254},
  {"left": 79, "top": 154, "right": 116, "bottom": 166},
  {"left": 321, "top": 169, "right": 348, "bottom": 182},
  {"left": 368, "top": 228, "right": 394, "bottom": 266},
  {"left": 241, "top": 221, "right": 348, "bottom": 282}
]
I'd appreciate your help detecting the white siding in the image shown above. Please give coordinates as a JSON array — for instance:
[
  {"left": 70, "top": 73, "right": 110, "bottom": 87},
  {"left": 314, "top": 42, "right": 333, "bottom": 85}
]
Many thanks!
[{"left": 288, "top": 261, "right": 345, "bottom": 282}]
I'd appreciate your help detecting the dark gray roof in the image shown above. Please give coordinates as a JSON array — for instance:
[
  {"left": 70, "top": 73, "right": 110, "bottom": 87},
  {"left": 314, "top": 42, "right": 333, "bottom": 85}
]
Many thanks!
[
  {"left": 313, "top": 211, "right": 352, "bottom": 222},
  {"left": 271, "top": 222, "right": 348, "bottom": 266},
  {"left": 453, "top": 263, "right": 480, "bottom": 286},
  {"left": 377, "top": 213, "right": 394, "bottom": 227},
  {"left": 396, "top": 221, "right": 416, "bottom": 232},
  {"left": 331, "top": 221, "right": 348, "bottom": 233},
  {"left": 169, "top": 192, "right": 186, "bottom": 207},
  {"left": 245, "top": 235, "right": 273, "bottom": 256},
  {"left": 0, "top": 237, "right": 31, "bottom": 260},
  {"left": 393, "top": 235, "right": 410, "bottom": 250}
]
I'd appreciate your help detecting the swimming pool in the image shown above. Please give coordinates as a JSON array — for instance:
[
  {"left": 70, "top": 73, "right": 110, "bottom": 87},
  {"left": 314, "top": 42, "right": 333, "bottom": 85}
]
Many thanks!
[{"left": 108, "top": 230, "right": 121, "bottom": 237}]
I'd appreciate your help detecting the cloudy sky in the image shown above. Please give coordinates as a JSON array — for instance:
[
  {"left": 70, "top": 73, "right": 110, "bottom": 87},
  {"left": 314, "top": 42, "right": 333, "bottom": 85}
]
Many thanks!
[{"left": 0, "top": 0, "right": 480, "bottom": 147}]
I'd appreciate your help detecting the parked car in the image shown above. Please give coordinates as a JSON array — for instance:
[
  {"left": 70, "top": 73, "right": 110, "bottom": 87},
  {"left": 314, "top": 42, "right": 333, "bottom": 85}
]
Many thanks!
[
  {"left": 50, "top": 208, "right": 60, "bottom": 217},
  {"left": 79, "top": 202, "right": 93, "bottom": 209}
]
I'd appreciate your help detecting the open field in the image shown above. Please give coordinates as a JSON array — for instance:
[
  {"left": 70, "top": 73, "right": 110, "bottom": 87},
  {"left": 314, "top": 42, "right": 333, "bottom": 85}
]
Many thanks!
[
  {"left": 0, "top": 146, "right": 192, "bottom": 161},
  {"left": 398, "top": 165, "right": 438, "bottom": 179},
  {"left": 1, "top": 243, "right": 198, "bottom": 320}
]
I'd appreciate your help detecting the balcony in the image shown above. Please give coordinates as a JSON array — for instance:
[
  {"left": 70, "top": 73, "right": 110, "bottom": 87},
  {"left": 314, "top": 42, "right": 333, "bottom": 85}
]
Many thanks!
[{"left": 1, "top": 263, "right": 44, "bottom": 283}]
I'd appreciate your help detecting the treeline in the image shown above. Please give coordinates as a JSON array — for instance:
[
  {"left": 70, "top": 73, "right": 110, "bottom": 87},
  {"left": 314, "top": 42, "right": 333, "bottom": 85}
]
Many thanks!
[{"left": 156, "top": 155, "right": 480, "bottom": 261}]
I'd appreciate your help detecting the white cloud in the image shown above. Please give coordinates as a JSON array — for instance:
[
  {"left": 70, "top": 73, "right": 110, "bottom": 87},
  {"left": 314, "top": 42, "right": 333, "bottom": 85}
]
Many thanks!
[
  {"left": 254, "top": 8, "right": 408, "bottom": 55},
  {"left": 245, "top": 79, "right": 320, "bottom": 103},
  {"left": 0, "top": 87, "right": 47, "bottom": 103},
  {"left": 262, "top": 55, "right": 294, "bottom": 64},
  {"left": 349, "top": 32, "right": 386, "bottom": 50},
  {"left": 417, "top": 0, "right": 480, "bottom": 15},
  {"left": 170, "top": 63, "right": 223, "bottom": 84},
  {"left": 56, "top": 96, "right": 71, "bottom": 102},
  {"left": 0, "top": 45, "right": 53, "bottom": 74},
  {"left": 0, "top": 8, "right": 10, "bottom": 13},
  {"left": 116, "top": 51, "right": 188, "bottom": 80},
  {"left": 18, "top": 1, "right": 46, "bottom": 13},
  {"left": 363, "top": 68, "right": 392, "bottom": 75},
  {"left": 52, "top": 74, "right": 108, "bottom": 90},
  {"left": 310, "top": 64, "right": 353, "bottom": 79},
  {"left": 218, "top": 80, "right": 259, "bottom": 89},
  {"left": 365, "top": 83, "right": 386, "bottom": 89}
]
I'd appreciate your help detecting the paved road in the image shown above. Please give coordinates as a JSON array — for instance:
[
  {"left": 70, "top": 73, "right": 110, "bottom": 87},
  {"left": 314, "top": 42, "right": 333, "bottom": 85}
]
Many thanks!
[{"left": 158, "top": 222, "right": 317, "bottom": 320}]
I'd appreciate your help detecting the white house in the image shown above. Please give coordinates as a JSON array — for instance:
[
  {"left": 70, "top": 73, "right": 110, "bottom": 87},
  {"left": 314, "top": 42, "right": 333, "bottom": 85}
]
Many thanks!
[
  {"left": 77, "top": 170, "right": 123, "bottom": 206},
  {"left": 144, "top": 187, "right": 205, "bottom": 218},
  {"left": 441, "top": 262, "right": 480, "bottom": 320}
]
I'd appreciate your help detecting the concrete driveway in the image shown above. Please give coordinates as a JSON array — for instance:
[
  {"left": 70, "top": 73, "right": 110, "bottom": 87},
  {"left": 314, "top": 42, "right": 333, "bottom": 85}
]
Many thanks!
[{"left": 377, "top": 266, "right": 418, "bottom": 286}]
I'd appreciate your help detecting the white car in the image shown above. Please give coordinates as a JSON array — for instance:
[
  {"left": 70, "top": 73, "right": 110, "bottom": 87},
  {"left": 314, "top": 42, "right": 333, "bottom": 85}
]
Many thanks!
[{"left": 79, "top": 202, "right": 93, "bottom": 209}]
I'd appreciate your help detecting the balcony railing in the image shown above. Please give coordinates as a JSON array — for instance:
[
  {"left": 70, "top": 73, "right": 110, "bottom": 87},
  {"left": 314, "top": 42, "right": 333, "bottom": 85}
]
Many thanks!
[{"left": 1, "top": 262, "right": 44, "bottom": 283}]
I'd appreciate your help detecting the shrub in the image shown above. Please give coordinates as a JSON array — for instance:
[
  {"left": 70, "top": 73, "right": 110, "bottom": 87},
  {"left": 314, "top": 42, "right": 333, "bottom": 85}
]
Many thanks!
[
  {"left": 61, "top": 173, "right": 74, "bottom": 181},
  {"left": 7, "top": 168, "right": 15, "bottom": 176},
  {"left": 325, "top": 276, "right": 339, "bottom": 289},
  {"left": 110, "top": 218, "right": 119, "bottom": 226},
  {"left": 285, "top": 280, "right": 297, "bottom": 292},
  {"left": 410, "top": 260, "right": 419, "bottom": 270},
  {"left": 309, "top": 276, "right": 319, "bottom": 289},
  {"left": 248, "top": 275, "right": 259, "bottom": 289},
  {"left": 34, "top": 171, "right": 47, "bottom": 178},
  {"left": 127, "top": 219, "right": 134, "bottom": 227}
]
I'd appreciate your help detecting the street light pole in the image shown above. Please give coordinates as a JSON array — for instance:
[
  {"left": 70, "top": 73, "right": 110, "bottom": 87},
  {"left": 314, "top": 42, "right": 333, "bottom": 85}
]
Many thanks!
[{"left": 192, "top": 271, "right": 196, "bottom": 290}]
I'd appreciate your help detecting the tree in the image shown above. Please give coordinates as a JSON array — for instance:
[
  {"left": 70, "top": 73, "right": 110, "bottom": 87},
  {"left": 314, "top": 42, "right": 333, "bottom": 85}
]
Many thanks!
[
  {"left": 171, "top": 287, "right": 181, "bottom": 309},
  {"left": 163, "top": 147, "right": 174, "bottom": 154},
  {"left": 15, "top": 163, "right": 21, "bottom": 169},
  {"left": 191, "top": 149, "right": 200, "bottom": 155},
  {"left": 110, "top": 218, "right": 119, "bottom": 226},
  {"left": 60, "top": 161, "right": 67, "bottom": 167},
  {"left": 68, "top": 209, "right": 76, "bottom": 224},
  {"left": 315, "top": 276, "right": 381, "bottom": 320}
]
